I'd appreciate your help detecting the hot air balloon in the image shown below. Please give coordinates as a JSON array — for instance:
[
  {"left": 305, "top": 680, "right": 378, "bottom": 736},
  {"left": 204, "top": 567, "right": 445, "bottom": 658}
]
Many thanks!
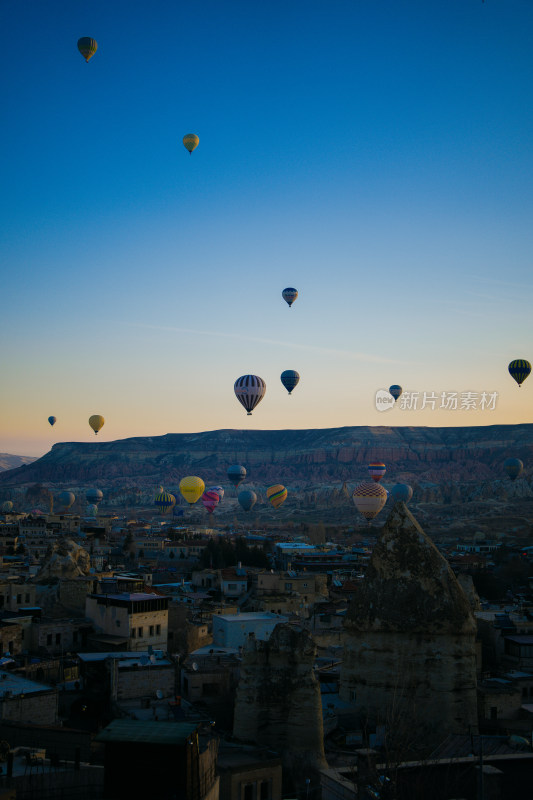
[
  {"left": 238, "top": 489, "right": 257, "bottom": 512},
  {"left": 86, "top": 488, "right": 103, "bottom": 505},
  {"left": 154, "top": 491, "right": 176, "bottom": 514},
  {"left": 209, "top": 486, "right": 224, "bottom": 502},
  {"left": 508, "top": 360, "right": 531, "bottom": 388},
  {"left": 77, "top": 37, "right": 98, "bottom": 63},
  {"left": 352, "top": 482, "right": 387, "bottom": 522},
  {"left": 59, "top": 491, "right": 75, "bottom": 509},
  {"left": 1, "top": 501, "right": 13, "bottom": 514},
  {"left": 280, "top": 370, "right": 300, "bottom": 396},
  {"left": 183, "top": 134, "right": 199, "bottom": 154},
  {"left": 86, "top": 504, "right": 98, "bottom": 517},
  {"left": 266, "top": 484, "right": 287, "bottom": 509},
  {"left": 282, "top": 288, "right": 298, "bottom": 308},
  {"left": 234, "top": 375, "right": 266, "bottom": 415},
  {"left": 48, "top": 416, "right": 56, "bottom": 427},
  {"left": 179, "top": 476, "right": 205, "bottom": 506},
  {"left": 89, "top": 415, "right": 105, "bottom": 435},
  {"left": 504, "top": 458, "right": 523, "bottom": 481},
  {"left": 390, "top": 484, "right": 413, "bottom": 503},
  {"left": 228, "top": 465, "right": 247, "bottom": 489},
  {"left": 368, "top": 462, "right": 386, "bottom": 482},
  {"left": 202, "top": 490, "right": 220, "bottom": 515},
  {"left": 389, "top": 385, "right": 402, "bottom": 402}
]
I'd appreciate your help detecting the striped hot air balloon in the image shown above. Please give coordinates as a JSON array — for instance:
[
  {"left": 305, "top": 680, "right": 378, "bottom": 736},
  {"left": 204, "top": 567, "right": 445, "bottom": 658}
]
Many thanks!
[
  {"left": 209, "top": 486, "right": 224, "bottom": 502},
  {"left": 352, "top": 482, "right": 388, "bottom": 522},
  {"left": 183, "top": 134, "right": 199, "bottom": 154},
  {"left": 508, "top": 359, "right": 531, "bottom": 388},
  {"left": 368, "top": 462, "right": 386, "bottom": 482},
  {"left": 77, "top": 37, "right": 98, "bottom": 62},
  {"left": 282, "top": 287, "right": 298, "bottom": 307},
  {"left": 154, "top": 491, "right": 176, "bottom": 514},
  {"left": 234, "top": 375, "right": 266, "bottom": 415},
  {"left": 266, "top": 484, "right": 288, "bottom": 509},
  {"left": 202, "top": 490, "right": 220, "bottom": 515},
  {"left": 281, "top": 370, "right": 300, "bottom": 395}
]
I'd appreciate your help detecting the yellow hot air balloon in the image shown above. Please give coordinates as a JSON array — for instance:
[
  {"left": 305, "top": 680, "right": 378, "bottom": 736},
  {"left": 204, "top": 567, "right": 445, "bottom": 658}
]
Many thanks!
[
  {"left": 89, "top": 414, "right": 105, "bottom": 435},
  {"left": 179, "top": 476, "right": 205, "bottom": 505},
  {"left": 183, "top": 134, "right": 199, "bottom": 154},
  {"left": 266, "top": 484, "right": 288, "bottom": 509}
]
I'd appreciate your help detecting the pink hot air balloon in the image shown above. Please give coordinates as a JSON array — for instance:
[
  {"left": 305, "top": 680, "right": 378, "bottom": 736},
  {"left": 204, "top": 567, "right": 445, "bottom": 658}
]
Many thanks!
[{"left": 202, "top": 490, "right": 220, "bottom": 515}]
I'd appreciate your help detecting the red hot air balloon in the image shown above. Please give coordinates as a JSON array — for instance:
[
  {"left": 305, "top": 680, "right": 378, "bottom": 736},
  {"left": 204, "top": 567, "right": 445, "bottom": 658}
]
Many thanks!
[{"left": 202, "top": 490, "right": 220, "bottom": 515}]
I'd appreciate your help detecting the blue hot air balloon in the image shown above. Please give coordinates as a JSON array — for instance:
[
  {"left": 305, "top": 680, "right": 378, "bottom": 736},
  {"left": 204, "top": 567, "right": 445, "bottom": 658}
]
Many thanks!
[
  {"left": 48, "top": 416, "right": 57, "bottom": 426},
  {"left": 238, "top": 489, "right": 257, "bottom": 512},
  {"left": 281, "top": 370, "right": 300, "bottom": 395},
  {"left": 389, "top": 385, "right": 402, "bottom": 402},
  {"left": 282, "top": 287, "right": 298, "bottom": 307},
  {"left": 59, "top": 491, "right": 75, "bottom": 509},
  {"left": 508, "top": 360, "right": 531, "bottom": 388},
  {"left": 390, "top": 484, "right": 413, "bottom": 503}
]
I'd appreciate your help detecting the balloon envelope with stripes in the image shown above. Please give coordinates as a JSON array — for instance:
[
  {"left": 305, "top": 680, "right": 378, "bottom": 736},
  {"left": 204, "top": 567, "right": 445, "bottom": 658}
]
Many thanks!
[
  {"left": 78, "top": 37, "right": 98, "bottom": 62},
  {"left": 234, "top": 375, "right": 266, "bottom": 415},
  {"left": 281, "top": 370, "right": 300, "bottom": 395},
  {"left": 266, "top": 484, "right": 287, "bottom": 509},
  {"left": 282, "top": 288, "right": 298, "bottom": 307},
  {"left": 508, "top": 359, "right": 531, "bottom": 387}
]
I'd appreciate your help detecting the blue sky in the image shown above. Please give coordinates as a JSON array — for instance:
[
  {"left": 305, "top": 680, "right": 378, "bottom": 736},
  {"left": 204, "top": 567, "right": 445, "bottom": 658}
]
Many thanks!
[{"left": 1, "top": 0, "right": 532, "bottom": 455}]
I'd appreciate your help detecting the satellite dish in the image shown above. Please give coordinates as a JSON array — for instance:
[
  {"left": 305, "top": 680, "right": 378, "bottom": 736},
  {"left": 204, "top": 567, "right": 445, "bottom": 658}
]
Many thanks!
[
  {"left": 192, "top": 662, "right": 198, "bottom": 671},
  {"left": 156, "top": 689, "right": 163, "bottom": 699},
  {"left": 140, "top": 656, "right": 149, "bottom": 666}
]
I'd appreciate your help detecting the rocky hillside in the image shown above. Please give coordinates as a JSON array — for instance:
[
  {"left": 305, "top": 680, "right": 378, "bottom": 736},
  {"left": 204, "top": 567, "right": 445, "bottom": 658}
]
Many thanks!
[
  {"left": 0, "top": 424, "right": 531, "bottom": 489},
  {"left": 0, "top": 453, "right": 37, "bottom": 472}
]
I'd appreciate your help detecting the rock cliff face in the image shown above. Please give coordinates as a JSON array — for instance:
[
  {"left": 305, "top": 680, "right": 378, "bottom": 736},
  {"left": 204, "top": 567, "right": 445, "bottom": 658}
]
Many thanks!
[
  {"left": 32, "top": 537, "right": 91, "bottom": 582},
  {"left": 0, "top": 424, "right": 531, "bottom": 489},
  {"left": 233, "top": 624, "right": 327, "bottom": 785},
  {"left": 340, "top": 502, "right": 478, "bottom": 756}
]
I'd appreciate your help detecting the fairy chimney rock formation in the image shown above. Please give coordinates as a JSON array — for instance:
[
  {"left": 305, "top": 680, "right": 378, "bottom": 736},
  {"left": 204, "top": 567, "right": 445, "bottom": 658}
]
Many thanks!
[
  {"left": 233, "top": 624, "right": 327, "bottom": 781},
  {"left": 340, "top": 501, "right": 478, "bottom": 754}
]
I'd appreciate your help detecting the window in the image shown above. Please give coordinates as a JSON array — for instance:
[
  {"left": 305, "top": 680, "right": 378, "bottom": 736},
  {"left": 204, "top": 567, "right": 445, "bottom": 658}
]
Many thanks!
[
  {"left": 131, "top": 629, "right": 136, "bottom": 638},
  {"left": 244, "top": 784, "right": 254, "bottom": 800},
  {"left": 490, "top": 707, "right": 498, "bottom": 720},
  {"left": 25, "top": 594, "right": 30, "bottom": 603},
  {"left": 55, "top": 633, "right": 61, "bottom": 645},
  {"left": 228, "top": 584, "right": 237, "bottom": 591},
  {"left": 260, "top": 781, "right": 271, "bottom": 800},
  {"left": 73, "top": 632, "right": 78, "bottom": 643},
  {"left": 138, "top": 627, "right": 143, "bottom": 638},
  {"left": 17, "top": 595, "right": 21, "bottom": 604},
  {"left": 156, "top": 625, "right": 161, "bottom": 635},
  {"left": 350, "top": 689, "right": 357, "bottom": 702},
  {"left": 46, "top": 634, "right": 52, "bottom": 645},
  {"left": 285, "top": 583, "right": 292, "bottom": 591},
  {"left": 8, "top": 641, "right": 13, "bottom": 653},
  {"left": 150, "top": 626, "right": 154, "bottom": 636}
]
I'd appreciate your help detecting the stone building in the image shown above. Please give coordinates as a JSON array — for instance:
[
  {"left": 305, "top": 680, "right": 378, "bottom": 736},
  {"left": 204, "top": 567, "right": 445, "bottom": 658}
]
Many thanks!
[
  {"left": 340, "top": 502, "right": 478, "bottom": 756},
  {"left": 233, "top": 624, "right": 327, "bottom": 789}
]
